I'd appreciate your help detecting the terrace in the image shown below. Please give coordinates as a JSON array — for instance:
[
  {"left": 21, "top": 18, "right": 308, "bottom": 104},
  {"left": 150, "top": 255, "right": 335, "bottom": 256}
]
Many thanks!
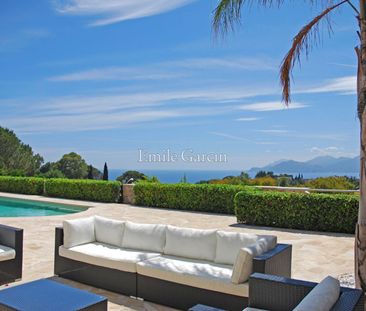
[{"left": 0, "top": 191, "right": 355, "bottom": 310}]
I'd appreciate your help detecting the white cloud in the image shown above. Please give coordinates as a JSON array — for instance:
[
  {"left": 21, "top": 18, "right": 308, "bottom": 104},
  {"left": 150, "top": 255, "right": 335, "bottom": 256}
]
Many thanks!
[
  {"left": 49, "top": 66, "right": 184, "bottom": 82},
  {"left": 256, "top": 129, "right": 289, "bottom": 134},
  {"left": 310, "top": 146, "right": 357, "bottom": 157},
  {"left": 236, "top": 117, "right": 261, "bottom": 121},
  {"left": 49, "top": 56, "right": 275, "bottom": 82},
  {"left": 54, "top": 0, "right": 197, "bottom": 26},
  {"left": 299, "top": 76, "right": 356, "bottom": 95},
  {"left": 239, "top": 101, "right": 307, "bottom": 112}
]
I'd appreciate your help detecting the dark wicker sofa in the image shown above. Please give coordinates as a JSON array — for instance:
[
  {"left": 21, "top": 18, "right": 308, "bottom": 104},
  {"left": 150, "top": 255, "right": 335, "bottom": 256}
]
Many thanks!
[
  {"left": 247, "top": 273, "right": 364, "bottom": 311},
  {"left": 0, "top": 224, "right": 23, "bottom": 285},
  {"left": 54, "top": 227, "right": 292, "bottom": 311}
]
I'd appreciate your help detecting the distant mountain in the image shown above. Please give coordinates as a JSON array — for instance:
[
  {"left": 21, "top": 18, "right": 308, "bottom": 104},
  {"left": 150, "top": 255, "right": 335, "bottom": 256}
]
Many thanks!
[{"left": 248, "top": 156, "right": 359, "bottom": 175}]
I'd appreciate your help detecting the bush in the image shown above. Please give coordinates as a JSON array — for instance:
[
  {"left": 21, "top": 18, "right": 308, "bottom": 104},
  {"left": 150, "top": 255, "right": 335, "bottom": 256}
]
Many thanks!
[
  {"left": 45, "top": 179, "right": 121, "bottom": 203},
  {"left": 235, "top": 191, "right": 359, "bottom": 233},
  {"left": 134, "top": 183, "right": 255, "bottom": 214},
  {"left": 0, "top": 176, "right": 44, "bottom": 195}
]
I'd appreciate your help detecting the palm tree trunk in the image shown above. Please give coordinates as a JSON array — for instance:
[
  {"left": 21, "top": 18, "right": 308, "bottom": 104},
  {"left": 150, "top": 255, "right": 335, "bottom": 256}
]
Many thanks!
[{"left": 355, "top": 0, "right": 366, "bottom": 292}]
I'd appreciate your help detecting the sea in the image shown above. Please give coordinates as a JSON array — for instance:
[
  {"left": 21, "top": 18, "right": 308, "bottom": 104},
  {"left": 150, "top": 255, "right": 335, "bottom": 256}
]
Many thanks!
[{"left": 109, "top": 169, "right": 359, "bottom": 184}]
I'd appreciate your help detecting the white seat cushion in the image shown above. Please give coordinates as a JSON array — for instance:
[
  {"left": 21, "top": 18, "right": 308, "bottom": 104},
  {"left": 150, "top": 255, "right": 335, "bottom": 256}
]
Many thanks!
[
  {"left": 63, "top": 217, "right": 95, "bottom": 248},
  {"left": 215, "top": 231, "right": 277, "bottom": 265},
  {"left": 0, "top": 244, "right": 15, "bottom": 261},
  {"left": 243, "top": 308, "right": 268, "bottom": 311},
  {"left": 122, "top": 222, "right": 166, "bottom": 253},
  {"left": 59, "top": 242, "right": 160, "bottom": 273},
  {"left": 293, "top": 276, "right": 340, "bottom": 311},
  {"left": 137, "top": 255, "right": 249, "bottom": 297},
  {"left": 164, "top": 226, "right": 217, "bottom": 261},
  {"left": 94, "top": 216, "right": 124, "bottom": 247}
]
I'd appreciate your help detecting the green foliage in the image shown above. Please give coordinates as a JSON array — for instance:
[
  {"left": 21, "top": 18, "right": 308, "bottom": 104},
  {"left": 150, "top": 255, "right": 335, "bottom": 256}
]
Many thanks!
[
  {"left": 134, "top": 183, "right": 254, "bottom": 214},
  {"left": 0, "top": 127, "right": 43, "bottom": 176},
  {"left": 117, "top": 170, "right": 147, "bottom": 183},
  {"left": 305, "top": 176, "right": 357, "bottom": 190},
  {"left": 235, "top": 191, "right": 359, "bottom": 233},
  {"left": 0, "top": 176, "right": 44, "bottom": 195},
  {"left": 57, "top": 152, "right": 88, "bottom": 179},
  {"left": 45, "top": 179, "right": 121, "bottom": 202},
  {"left": 103, "top": 162, "right": 109, "bottom": 181}
]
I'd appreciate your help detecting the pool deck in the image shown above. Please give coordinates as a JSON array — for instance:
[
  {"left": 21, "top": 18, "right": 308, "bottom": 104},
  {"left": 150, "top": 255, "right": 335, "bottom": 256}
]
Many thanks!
[{"left": 0, "top": 192, "right": 355, "bottom": 311}]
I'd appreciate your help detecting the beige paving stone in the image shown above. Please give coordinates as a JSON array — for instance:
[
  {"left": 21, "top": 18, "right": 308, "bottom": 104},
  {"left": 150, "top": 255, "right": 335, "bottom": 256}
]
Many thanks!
[{"left": 0, "top": 192, "right": 355, "bottom": 310}]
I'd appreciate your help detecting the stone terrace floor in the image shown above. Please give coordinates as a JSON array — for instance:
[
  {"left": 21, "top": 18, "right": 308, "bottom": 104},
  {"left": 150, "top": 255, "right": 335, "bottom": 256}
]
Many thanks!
[{"left": 0, "top": 192, "right": 355, "bottom": 310}]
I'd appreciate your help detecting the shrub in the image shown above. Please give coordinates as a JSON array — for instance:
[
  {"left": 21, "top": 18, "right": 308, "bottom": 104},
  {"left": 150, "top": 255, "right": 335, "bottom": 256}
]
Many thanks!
[
  {"left": 0, "top": 176, "right": 44, "bottom": 195},
  {"left": 45, "top": 179, "right": 121, "bottom": 203},
  {"left": 134, "top": 183, "right": 256, "bottom": 214},
  {"left": 235, "top": 191, "right": 359, "bottom": 233}
]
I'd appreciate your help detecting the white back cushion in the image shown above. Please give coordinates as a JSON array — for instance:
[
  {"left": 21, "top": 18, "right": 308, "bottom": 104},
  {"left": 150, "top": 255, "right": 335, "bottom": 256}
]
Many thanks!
[
  {"left": 122, "top": 222, "right": 166, "bottom": 253},
  {"left": 94, "top": 216, "right": 124, "bottom": 247},
  {"left": 231, "top": 238, "right": 275, "bottom": 284},
  {"left": 293, "top": 276, "right": 340, "bottom": 311},
  {"left": 215, "top": 231, "right": 277, "bottom": 265},
  {"left": 164, "top": 226, "right": 217, "bottom": 261},
  {"left": 63, "top": 217, "right": 95, "bottom": 248}
]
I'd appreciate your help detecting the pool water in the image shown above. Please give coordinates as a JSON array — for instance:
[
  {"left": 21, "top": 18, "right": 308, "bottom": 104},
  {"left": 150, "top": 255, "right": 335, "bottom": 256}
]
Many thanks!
[{"left": 0, "top": 196, "right": 87, "bottom": 217}]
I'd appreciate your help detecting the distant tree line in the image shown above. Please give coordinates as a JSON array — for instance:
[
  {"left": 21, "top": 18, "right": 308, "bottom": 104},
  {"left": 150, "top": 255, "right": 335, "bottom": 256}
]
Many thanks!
[{"left": 197, "top": 170, "right": 359, "bottom": 190}]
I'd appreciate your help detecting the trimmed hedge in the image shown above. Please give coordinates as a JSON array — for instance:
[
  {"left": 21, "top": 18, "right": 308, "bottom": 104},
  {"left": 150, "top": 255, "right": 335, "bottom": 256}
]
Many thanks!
[
  {"left": 134, "top": 183, "right": 255, "bottom": 214},
  {"left": 45, "top": 179, "right": 121, "bottom": 203},
  {"left": 235, "top": 191, "right": 359, "bottom": 233},
  {"left": 0, "top": 176, "right": 44, "bottom": 195}
]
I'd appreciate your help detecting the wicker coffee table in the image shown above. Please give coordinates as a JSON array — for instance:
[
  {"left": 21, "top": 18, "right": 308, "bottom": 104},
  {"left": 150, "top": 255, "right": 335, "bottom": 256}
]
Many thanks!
[{"left": 0, "top": 279, "right": 107, "bottom": 310}]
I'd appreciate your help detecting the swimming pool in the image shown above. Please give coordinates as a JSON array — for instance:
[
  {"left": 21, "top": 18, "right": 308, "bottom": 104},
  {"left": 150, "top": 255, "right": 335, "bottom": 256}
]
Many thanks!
[{"left": 0, "top": 196, "right": 88, "bottom": 217}]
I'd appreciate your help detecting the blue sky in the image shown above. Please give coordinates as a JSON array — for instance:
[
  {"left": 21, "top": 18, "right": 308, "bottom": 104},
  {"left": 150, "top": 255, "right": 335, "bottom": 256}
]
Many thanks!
[{"left": 0, "top": 0, "right": 359, "bottom": 170}]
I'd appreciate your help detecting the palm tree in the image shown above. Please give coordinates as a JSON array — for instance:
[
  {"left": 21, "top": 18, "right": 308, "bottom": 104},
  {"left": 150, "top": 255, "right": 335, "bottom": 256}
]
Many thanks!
[{"left": 213, "top": 0, "right": 366, "bottom": 291}]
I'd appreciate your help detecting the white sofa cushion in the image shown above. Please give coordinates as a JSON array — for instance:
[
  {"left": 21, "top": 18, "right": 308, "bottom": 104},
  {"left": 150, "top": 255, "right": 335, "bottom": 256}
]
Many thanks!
[
  {"left": 215, "top": 231, "right": 277, "bottom": 265},
  {"left": 0, "top": 244, "right": 15, "bottom": 261},
  {"left": 243, "top": 308, "right": 268, "bottom": 311},
  {"left": 122, "top": 222, "right": 166, "bottom": 253},
  {"left": 63, "top": 217, "right": 95, "bottom": 249},
  {"left": 293, "top": 276, "right": 340, "bottom": 311},
  {"left": 59, "top": 242, "right": 160, "bottom": 273},
  {"left": 137, "top": 255, "right": 249, "bottom": 297},
  {"left": 231, "top": 237, "right": 278, "bottom": 284},
  {"left": 164, "top": 226, "right": 217, "bottom": 261},
  {"left": 231, "top": 247, "right": 253, "bottom": 284},
  {"left": 94, "top": 216, "right": 124, "bottom": 247}
]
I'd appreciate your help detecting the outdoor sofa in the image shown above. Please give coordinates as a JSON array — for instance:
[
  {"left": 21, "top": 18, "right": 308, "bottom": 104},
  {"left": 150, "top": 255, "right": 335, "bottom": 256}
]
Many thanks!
[
  {"left": 0, "top": 224, "right": 23, "bottom": 285},
  {"left": 54, "top": 216, "right": 292, "bottom": 310},
  {"left": 245, "top": 273, "right": 364, "bottom": 311}
]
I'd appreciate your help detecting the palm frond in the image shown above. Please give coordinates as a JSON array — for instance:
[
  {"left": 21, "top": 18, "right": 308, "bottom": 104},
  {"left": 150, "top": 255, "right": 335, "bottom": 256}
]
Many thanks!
[
  {"left": 280, "top": 0, "right": 348, "bottom": 104},
  {"left": 213, "top": 0, "right": 286, "bottom": 37},
  {"left": 212, "top": 0, "right": 343, "bottom": 37}
]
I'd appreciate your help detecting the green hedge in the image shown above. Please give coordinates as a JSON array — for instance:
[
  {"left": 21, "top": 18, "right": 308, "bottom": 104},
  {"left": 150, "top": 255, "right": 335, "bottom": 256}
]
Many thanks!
[
  {"left": 235, "top": 191, "right": 359, "bottom": 233},
  {"left": 134, "top": 183, "right": 256, "bottom": 214},
  {"left": 45, "top": 179, "right": 121, "bottom": 203},
  {"left": 0, "top": 176, "right": 44, "bottom": 195}
]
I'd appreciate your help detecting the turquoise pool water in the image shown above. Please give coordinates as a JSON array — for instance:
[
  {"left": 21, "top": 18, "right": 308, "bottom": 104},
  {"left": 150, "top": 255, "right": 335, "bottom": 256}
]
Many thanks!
[{"left": 0, "top": 196, "right": 87, "bottom": 217}]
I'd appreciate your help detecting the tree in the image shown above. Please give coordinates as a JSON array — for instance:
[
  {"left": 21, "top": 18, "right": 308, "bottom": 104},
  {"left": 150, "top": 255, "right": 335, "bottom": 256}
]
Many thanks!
[
  {"left": 0, "top": 127, "right": 43, "bottom": 176},
  {"left": 57, "top": 152, "right": 88, "bottom": 179},
  {"left": 103, "top": 162, "right": 109, "bottom": 181},
  {"left": 87, "top": 165, "right": 94, "bottom": 179},
  {"left": 116, "top": 170, "right": 146, "bottom": 184},
  {"left": 213, "top": 0, "right": 366, "bottom": 289}
]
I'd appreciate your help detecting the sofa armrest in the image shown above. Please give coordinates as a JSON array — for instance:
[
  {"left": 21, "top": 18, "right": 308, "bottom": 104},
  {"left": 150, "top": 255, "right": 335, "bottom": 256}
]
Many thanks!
[
  {"left": 55, "top": 227, "right": 64, "bottom": 255},
  {"left": 249, "top": 273, "right": 318, "bottom": 311},
  {"left": 249, "top": 273, "right": 364, "bottom": 311},
  {"left": 0, "top": 224, "right": 23, "bottom": 252},
  {"left": 331, "top": 288, "right": 364, "bottom": 311},
  {"left": 253, "top": 243, "right": 292, "bottom": 277}
]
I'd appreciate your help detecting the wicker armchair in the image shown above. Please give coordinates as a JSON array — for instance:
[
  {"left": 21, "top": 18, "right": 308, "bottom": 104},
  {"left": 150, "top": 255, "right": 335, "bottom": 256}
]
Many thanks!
[{"left": 247, "top": 273, "right": 363, "bottom": 311}]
